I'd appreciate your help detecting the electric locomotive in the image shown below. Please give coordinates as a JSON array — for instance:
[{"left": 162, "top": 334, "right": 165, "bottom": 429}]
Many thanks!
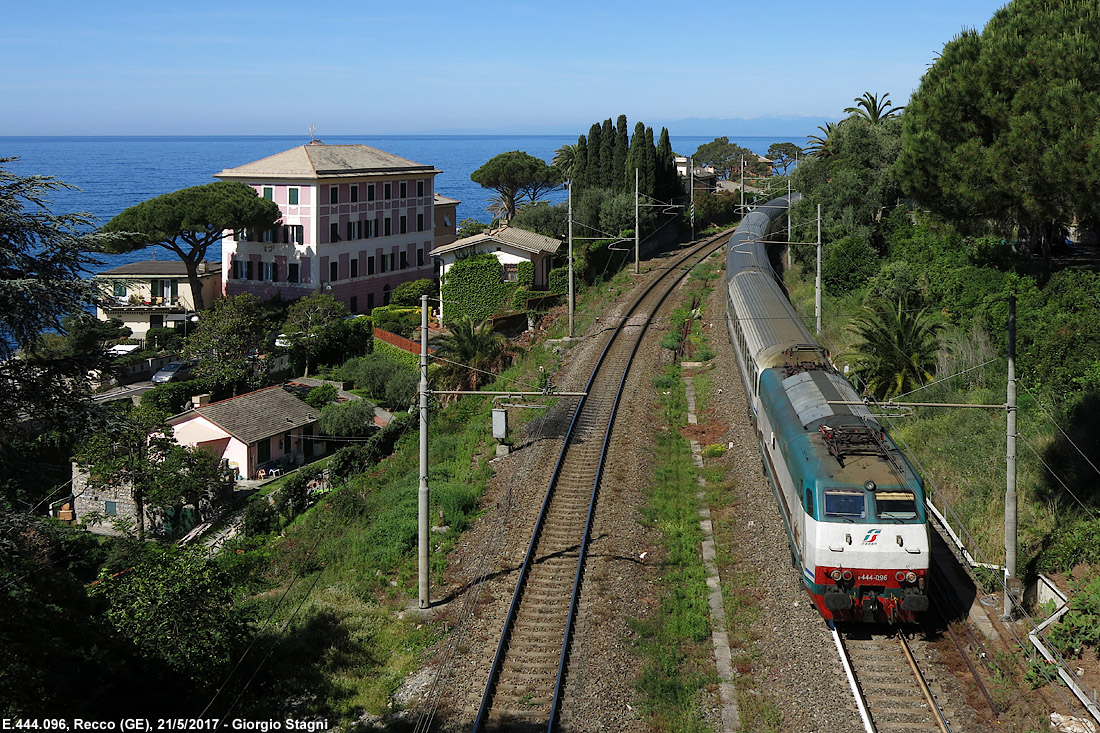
[{"left": 725, "top": 195, "right": 931, "bottom": 623}]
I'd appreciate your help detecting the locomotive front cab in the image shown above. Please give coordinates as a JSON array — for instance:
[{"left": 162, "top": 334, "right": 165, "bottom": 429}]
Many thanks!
[{"left": 811, "top": 484, "right": 931, "bottom": 623}]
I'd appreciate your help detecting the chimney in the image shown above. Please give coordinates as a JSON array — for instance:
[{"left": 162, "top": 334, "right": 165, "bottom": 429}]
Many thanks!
[{"left": 199, "top": 261, "right": 207, "bottom": 274}]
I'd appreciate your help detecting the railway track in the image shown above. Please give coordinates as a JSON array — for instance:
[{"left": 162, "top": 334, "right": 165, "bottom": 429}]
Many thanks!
[
  {"left": 835, "top": 625, "right": 961, "bottom": 732},
  {"left": 470, "top": 233, "right": 729, "bottom": 731}
]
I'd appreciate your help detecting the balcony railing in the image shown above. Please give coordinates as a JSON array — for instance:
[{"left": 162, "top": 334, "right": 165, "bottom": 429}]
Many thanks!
[{"left": 103, "top": 296, "right": 185, "bottom": 311}]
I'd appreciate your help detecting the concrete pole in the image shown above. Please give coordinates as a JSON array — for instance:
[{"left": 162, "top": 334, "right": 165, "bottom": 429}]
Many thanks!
[
  {"left": 740, "top": 156, "right": 747, "bottom": 211},
  {"left": 787, "top": 178, "right": 792, "bottom": 270},
  {"left": 418, "top": 295, "right": 430, "bottom": 609},
  {"left": 634, "top": 168, "right": 640, "bottom": 275},
  {"left": 568, "top": 180, "right": 574, "bottom": 338},
  {"left": 816, "top": 204, "right": 822, "bottom": 336},
  {"left": 1004, "top": 294, "right": 1018, "bottom": 619},
  {"left": 690, "top": 158, "right": 695, "bottom": 240}
]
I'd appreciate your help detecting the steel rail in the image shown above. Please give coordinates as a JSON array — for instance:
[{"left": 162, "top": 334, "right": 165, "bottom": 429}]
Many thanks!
[
  {"left": 897, "top": 631, "right": 953, "bottom": 733},
  {"left": 471, "top": 231, "right": 730, "bottom": 732}
]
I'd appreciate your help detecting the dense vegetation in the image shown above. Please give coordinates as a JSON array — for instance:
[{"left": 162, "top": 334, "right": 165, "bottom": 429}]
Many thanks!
[{"left": 785, "top": 0, "right": 1100, "bottom": 585}]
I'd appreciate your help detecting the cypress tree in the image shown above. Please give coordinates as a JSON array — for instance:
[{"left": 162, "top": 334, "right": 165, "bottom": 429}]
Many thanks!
[
  {"left": 643, "top": 126, "right": 657, "bottom": 198},
  {"left": 625, "top": 122, "right": 645, "bottom": 193},
  {"left": 656, "top": 127, "right": 677, "bottom": 201},
  {"left": 613, "top": 115, "right": 629, "bottom": 191},
  {"left": 586, "top": 123, "right": 602, "bottom": 189},
  {"left": 599, "top": 118, "right": 615, "bottom": 188},
  {"left": 573, "top": 135, "right": 588, "bottom": 190}
]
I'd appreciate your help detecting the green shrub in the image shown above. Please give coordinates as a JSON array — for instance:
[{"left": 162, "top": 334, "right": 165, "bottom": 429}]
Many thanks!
[
  {"left": 141, "top": 379, "right": 203, "bottom": 414},
  {"left": 304, "top": 383, "right": 338, "bottom": 409},
  {"left": 370, "top": 305, "right": 419, "bottom": 338},
  {"left": 241, "top": 500, "right": 279, "bottom": 536},
  {"left": 823, "top": 234, "right": 879, "bottom": 295},
  {"left": 548, "top": 267, "right": 569, "bottom": 295},
  {"left": 702, "top": 443, "right": 726, "bottom": 457},
  {"left": 318, "top": 399, "right": 377, "bottom": 437},
  {"left": 390, "top": 279, "right": 436, "bottom": 306},
  {"left": 374, "top": 339, "right": 419, "bottom": 372}
]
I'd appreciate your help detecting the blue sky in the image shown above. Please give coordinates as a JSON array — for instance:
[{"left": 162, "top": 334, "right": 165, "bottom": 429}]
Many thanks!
[{"left": 1, "top": 0, "right": 1007, "bottom": 137}]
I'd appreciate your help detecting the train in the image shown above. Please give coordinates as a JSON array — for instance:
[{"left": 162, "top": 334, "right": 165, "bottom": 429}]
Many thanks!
[{"left": 724, "top": 193, "right": 931, "bottom": 623}]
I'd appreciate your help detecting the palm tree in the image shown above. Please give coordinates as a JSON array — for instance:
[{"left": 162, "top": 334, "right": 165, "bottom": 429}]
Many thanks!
[
  {"left": 551, "top": 143, "right": 579, "bottom": 180},
  {"left": 844, "top": 91, "right": 904, "bottom": 124},
  {"left": 848, "top": 298, "right": 943, "bottom": 400},
  {"left": 806, "top": 122, "right": 840, "bottom": 158},
  {"left": 432, "top": 316, "right": 517, "bottom": 395}
]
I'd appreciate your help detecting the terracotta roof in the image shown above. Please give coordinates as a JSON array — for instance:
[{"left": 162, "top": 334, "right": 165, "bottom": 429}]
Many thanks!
[
  {"left": 98, "top": 260, "right": 221, "bottom": 277},
  {"left": 430, "top": 226, "right": 561, "bottom": 257},
  {"left": 434, "top": 193, "right": 460, "bottom": 206},
  {"left": 170, "top": 386, "right": 318, "bottom": 446},
  {"left": 214, "top": 143, "right": 440, "bottom": 180}
]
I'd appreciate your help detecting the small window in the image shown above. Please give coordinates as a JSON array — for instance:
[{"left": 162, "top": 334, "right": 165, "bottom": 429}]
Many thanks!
[
  {"left": 384, "top": 183, "right": 392, "bottom": 200},
  {"left": 351, "top": 185, "right": 359, "bottom": 203},
  {"left": 285, "top": 225, "right": 303, "bottom": 245},
  {"left": 417, "top": 248, "right": 424, "bottom": 267},
  {"left": 262, "top": 262, "right": 274, "bottom": 281},
  {"left": 245, "top": 261, "right": 254, "bottom": 280},
  {"left": 384, "top": 217, "right": 392, "bottom": 236},
  {"left": 105, "top": 501, "right": 118, "bottom": 516},
  {"left": 383, "top": 284, "right": 391, "bottom": 305},
  {"left": 257, "top": 438, "right": 270, "bottom": 465},
  {"left": 350, "top": 296, "right": 357, "bottom": 313},
  {"left": 262, "top": 187, "right": 274, "bottom": 200},
  {"left": 400, "top": 251, "right": 408, "bottom": 269},
  {"left": 367, "top": 256, "right": 375, "bottom": 275},
  {"left": 351, "top": 258, "right": 359, "bottom": 278},
  {"left": 417, "top": 213, "right": 424, "bottom": 232},
  {"left": 347, "top": 222, "right": 355, "bottom": 241},
  {"left": 875, "top": 491, "right": 918, "bottom": 521},
  {"left": 330, "top": 186, "right": 339, "bottom": 205},
  {"left": 288, "top": 188, "right": 299, "bottom": 205},
  {"left": 330, "top": 222, "right": 340, "bottom": 243},
  {"left": 400, "top": 215, "right": 407, "bottom": 234},
  {"left": 400, "top": 181, "right": 407, "bottom": 198},
  {"left": 113, "top": 282, "right": 127, "bottom": 297},
  {"left": 417, "top": 180, "right": 424, "bottom": 197},
  {"left": 330, "top": 261, "right": 339, "bottom": 282},
  {"left": 287, "top": 263, "right": 300, "bottom": 283},
  {"left": 367, "top": 292, "right": 375, "bottom": 310},
  {"left": 823, "top": 489, "right": 867, "bottom": 519},
  {"left": 444, "top": 215, "right": 452, "bottom": 226},
  {"left": 503, "top": 263, "right": 518, "bottom": 282},
  {"left": 368, "top": 184, "right": 375, "bottom": 201}
]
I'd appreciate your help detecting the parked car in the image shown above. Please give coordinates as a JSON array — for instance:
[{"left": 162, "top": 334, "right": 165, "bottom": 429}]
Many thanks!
[{"left": 152, "top": 360, "right": 194, "bottom": 384}]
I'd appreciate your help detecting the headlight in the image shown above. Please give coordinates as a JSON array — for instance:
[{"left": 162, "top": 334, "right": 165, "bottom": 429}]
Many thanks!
[
  {"left": 830, "top": 569, "right": 843, "bottom": 581},
  {"left": 906, "top": 571, "right": 918, "bottom": 583}
]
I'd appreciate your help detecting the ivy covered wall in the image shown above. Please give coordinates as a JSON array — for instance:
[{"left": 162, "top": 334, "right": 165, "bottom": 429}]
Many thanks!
[{"left": 440, "top": 253, "right": 515, "bottom": 324}]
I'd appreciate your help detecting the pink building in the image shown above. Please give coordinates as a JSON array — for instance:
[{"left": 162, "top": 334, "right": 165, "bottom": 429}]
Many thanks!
[{"left": 215, "top": 141, "right": 442, "bottom": 313}]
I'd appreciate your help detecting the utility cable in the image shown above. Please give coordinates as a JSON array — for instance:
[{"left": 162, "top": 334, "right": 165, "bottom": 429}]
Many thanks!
[{"left": 1020, "top": 382, "right": 1100, "bottom": 481}]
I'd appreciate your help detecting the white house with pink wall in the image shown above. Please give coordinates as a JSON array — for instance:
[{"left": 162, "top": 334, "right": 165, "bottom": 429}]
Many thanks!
[
  {"left": 215, "top": 141, "right": 441, "bottom": 314},
  {"left": 168, "top": 386, "right": 320, "bottom": 480}
]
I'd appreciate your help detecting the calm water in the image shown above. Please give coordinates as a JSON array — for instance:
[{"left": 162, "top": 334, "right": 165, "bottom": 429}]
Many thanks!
[{"left": 0, "top": 134, "right": 804, "bottom": 274}]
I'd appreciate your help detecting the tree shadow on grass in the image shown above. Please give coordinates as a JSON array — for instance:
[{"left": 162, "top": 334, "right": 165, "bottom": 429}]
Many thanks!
[{"left": 227, "top": 609, "right": 374, "bottom": 721}]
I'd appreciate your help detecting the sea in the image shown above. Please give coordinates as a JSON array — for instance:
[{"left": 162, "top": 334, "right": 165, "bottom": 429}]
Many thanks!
[{"left": 0, "top": 134, "right": 807, "bottom": 275}]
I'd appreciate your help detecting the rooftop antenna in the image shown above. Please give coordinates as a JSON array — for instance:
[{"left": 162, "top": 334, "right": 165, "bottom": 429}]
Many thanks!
[{"left": 308, "top": 124, "right": 317, "bottom": 142}]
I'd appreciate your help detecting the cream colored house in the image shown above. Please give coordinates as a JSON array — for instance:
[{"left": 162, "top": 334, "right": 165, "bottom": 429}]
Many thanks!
[
  {"left": 429, "top": 226, "right": 561, "bottom": 322},
  {"left": 96, "top": 260, "right": 222, "bottom": 341}
]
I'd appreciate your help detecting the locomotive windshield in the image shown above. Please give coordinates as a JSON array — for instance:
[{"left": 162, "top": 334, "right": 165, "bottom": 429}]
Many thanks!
[
  {"left": 823, "top": 489, "right": 866, "bottom": 520},
  {"left": 873, "top": 491, "right": 919, "bottom": 521}
]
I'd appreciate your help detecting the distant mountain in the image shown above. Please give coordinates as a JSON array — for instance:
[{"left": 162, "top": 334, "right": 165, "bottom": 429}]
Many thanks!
[
  {"left": 654, "top": 116, "right": 830, "bottom": 137},
  {"left": 408, "top": 115, "right": 832, "bottom": 138}
]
